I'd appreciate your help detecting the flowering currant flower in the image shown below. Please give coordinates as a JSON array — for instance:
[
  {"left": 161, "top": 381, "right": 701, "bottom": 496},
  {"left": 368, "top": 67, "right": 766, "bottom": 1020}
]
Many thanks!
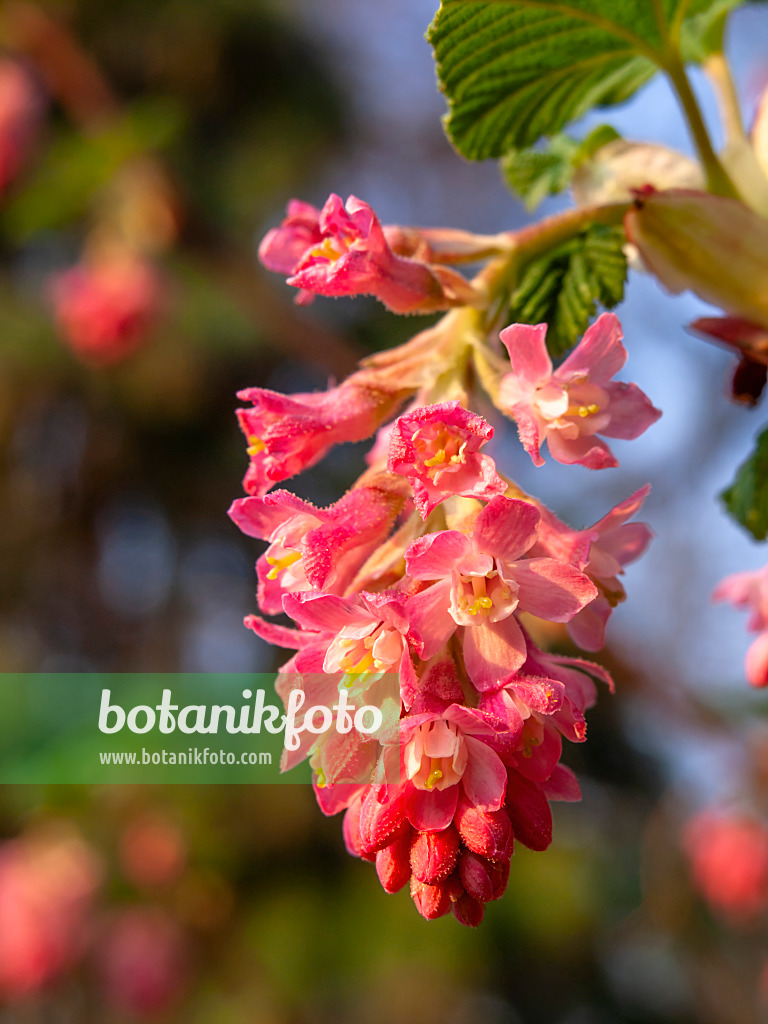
[
  {"left": 498, "top": 313, "right": 661, "bottom": 468},
  {"left": 236, "top": 374, "right": 405, "bottom": 496},
  {"left": 50, "top": 259, "right": 162, "bottom": 365},
  {"left": 713, "top": 564, "right": 768, "bottom": 686},
  {"left": 258, "top": 199, "right": 322, "bottom": 275},
  {"left": 0, "top": 59, "right": 43, "bottom": 195},
  {"left": 228, "top": 486, "right": 401, "bottom": 615},
  {"left": 533, "top": 485, "right": 653, "bottom": 650},
  {"left": 683, "top": 810, "right": 768, "bottom": 922},
  {"left": 261, "top": 193, "right": 475, "bottom": 314},
  {"left": 387, "top": 401, "right": 507, "bottom": 518},
  {"left": 405, "top": 496, "right": 597, "bottom": 690},
  {"left": 282, "top": 589, "right": 419, "bottom": 704},
  {"left": 0, "top": 829, "right": 101, "bottom": 998}
]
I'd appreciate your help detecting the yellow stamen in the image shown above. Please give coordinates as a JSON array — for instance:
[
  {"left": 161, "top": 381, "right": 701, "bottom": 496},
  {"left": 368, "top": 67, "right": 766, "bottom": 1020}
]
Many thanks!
[
  {"left": 425, "top": 758, "right": 444, "bottom": 790},
  {"left": 316, "top": 767, "right": 326, "bottom": 788},
  {"left": 577, "top": 403, "right": 600, "bottom": 418},
  {"left": 310, "top": 237, "right": 343, "bottom": 261},
  {"left": 247, "top": 435, "right": 266, "bottom": 456},
  {"left": 424, "top": 448, "right": 447, "bottom": 468},
  {"left": 265, "top": 550, "right": 301, "bottom": 580}
]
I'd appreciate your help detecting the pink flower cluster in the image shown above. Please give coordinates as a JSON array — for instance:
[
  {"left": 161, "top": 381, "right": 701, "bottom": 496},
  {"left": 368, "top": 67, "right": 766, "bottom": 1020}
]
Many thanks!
[
  {"left": 713, "top": 564, "right": 768, "bottom": 687},
  {"left": 233, "top": 193, "right": 659, "bottom": 922}
]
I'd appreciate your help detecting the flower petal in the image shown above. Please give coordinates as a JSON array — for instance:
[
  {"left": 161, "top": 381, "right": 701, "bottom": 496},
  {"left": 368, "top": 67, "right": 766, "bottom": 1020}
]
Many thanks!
[
  {"left": 407, "top": 784, "right": 459, "bottom": 831},
  {"left": 499, "top": 322, "right": 552, "bottom": 386},
  {"left": 512, "top": 558, "right": 597, "bottom": 621},
  {"left": 463, "top": 616, "right": 527, "bottom": 691},
  {"left": 557, "top": 312, "right": 626, "bottom": 383},
  {"left": 461, "top": 736, "right": 507, "bottom": 811}
]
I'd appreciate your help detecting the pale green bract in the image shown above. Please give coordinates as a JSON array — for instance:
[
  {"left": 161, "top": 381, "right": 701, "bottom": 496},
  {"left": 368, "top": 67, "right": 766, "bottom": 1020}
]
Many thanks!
[{"left": 428, "top": 0, "right": 748, "bottom": 161}]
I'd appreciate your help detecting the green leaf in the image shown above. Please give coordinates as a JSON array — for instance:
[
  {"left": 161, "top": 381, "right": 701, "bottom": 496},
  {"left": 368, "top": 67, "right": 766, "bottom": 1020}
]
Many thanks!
[
  {"left": 680, "top": 0, "right": 742, "bottom": 60},
  {"left": 2, "top": 98, "right": 185, "bottom": 242},
  {"left": 508, "top": 223, "right": 627, "bottom": 358},
  {"left": 722, "top": 426, "right": 768, "bottom": 541},
  {"left": 428, "top": 0, "right": 741, "bottom": 161},
  {"left": 501, "top": 125, "right": 622, "bottom": 208},
  {"left": 501, "top": 136, "right": 579, "bottom": 210}
]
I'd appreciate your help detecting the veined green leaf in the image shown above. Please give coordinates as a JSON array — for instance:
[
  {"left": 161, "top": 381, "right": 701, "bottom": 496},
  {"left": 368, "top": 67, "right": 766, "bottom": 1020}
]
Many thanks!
[
  {"left": 501, "top": 125, "right": 622, "bottom": 208},
  {"left": 428, "top": 0, "right": 748, "bottom": 161},
  {"left": 722, "top": 426, "right": 768, "bottom": 541},
  {"left": 508, "top": 223, "right": 627, "bottom": 357}
]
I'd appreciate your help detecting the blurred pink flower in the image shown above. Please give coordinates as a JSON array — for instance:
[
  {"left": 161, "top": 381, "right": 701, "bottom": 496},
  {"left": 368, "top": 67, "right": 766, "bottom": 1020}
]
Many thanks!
[
  {"left": 0, "top": 59, "right": 43, "bottom": 194},
  {"left": 98, "top": 907, "right": 188, "bottom": 1016},
  {"left": 50, "top": 259, "right": 162, "bottom": 364},
  {"left": 0, "top": 828, "right": 101, "bottom": 998},
  {"left": 713, "top": 564, "right": 768, "bottom": 686},
  {"left": 683, "top": 810, "right": 768, "bottom": 922}
]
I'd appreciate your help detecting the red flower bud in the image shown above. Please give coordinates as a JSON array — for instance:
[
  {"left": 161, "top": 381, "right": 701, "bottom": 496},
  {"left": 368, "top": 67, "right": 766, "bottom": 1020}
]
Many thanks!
[
  {"left": 359, "top": 787, "right": 408, "bottom": 855},
  {"left": 410, "top": 825, "right": 460, "bottom": 884},
  {"left": 455, "top": 799, "right": 513, "bottom": 860},
  {"left": 410, "top": 877, "right": 452, "bottom": 920},
  {"left": 375, "top": 831, "right": 413, "bottom": 894},
  {"left": 459, "top": 851, "right": 494, "bottom": 902},
  {"left": 452, "top": 893, "right": 485, "bottom": 927}
]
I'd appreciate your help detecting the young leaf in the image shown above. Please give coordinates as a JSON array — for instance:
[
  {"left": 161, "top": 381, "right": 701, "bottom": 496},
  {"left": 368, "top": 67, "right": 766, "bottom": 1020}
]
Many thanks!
[
  {"left": 501, "top": 136, "right": 579, "bottom": 210},
  {"left": 722, "top": 426, "right": 768, "bottom": 541},
  {"left": 428, "top": 0, "right": 740, "bottom": 161},
  {"left": 508, "top": 224, "right": 627, "bottom": 358},
  {"left": 501, "top": 126, "right": 622, "bottom": 209}
]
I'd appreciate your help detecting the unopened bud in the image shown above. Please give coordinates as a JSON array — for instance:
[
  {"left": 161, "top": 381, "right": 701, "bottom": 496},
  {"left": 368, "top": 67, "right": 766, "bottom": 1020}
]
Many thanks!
[{"left": 410, "top": 826, "right": 460, "bottom": 884}]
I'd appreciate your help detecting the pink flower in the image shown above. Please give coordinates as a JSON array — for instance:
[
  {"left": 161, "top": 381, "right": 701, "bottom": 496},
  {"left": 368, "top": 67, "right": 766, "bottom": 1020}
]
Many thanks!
[
  {"left": 405, "top": 496, "right": 597, "bottom": 690},
  {"left": 498, "top": 313, "right": 661, "bottom": 468},
  {"left": 258, "top": 199, "right": 322, "bottom": 275},
  {"left": 683, "top": 810, "right": 768, "bottom": 923},
  {"left": 713, "top": 564, "right": 768, "bottom": 686},
  {"left": 98, "top": 907, "right": 188, "bottom": 1016},
  {"left": 282, "top": 588, "right": 419, "bottom": 707},
  {"left": 236, "top": 375, "right": 404, "bottom": 496},
  {"left": 50, "top": 259, "right": 161, "bottom": 364},
  {"left": 387, "top": 401, "right": 507, "bottom": 517},
  {"left": 0, "top": 829, "right": 101, "bottom": 998},
  {"left": 534, "top": 485, "right": 653, "bottom": 650},
  {"left": 0, "top": 59, "right": 43, "bottom": 194},
  {"left": 229, "top": 486, "right": 401, "bottom": 615},
  {"left": 271, "top": 193, "right": 447, "bottom": 314}
]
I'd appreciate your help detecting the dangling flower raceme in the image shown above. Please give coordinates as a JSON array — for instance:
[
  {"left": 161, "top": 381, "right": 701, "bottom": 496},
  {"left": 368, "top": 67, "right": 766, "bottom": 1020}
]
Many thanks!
[
  {"left": 497, "top": 312, "right": 661, "bottom": 468},
  {"left": 238, "top": 187, "right": 660, "bottom": 923},
  {"left": 713, "top": 563, "right": 768, "bottom": 687}
]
